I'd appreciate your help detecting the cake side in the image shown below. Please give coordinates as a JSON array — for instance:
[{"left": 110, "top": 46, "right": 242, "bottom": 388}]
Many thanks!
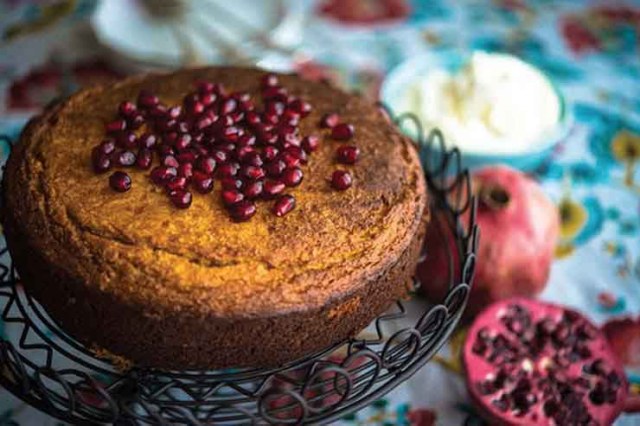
[{"left": 2, "top": 67, "right": 428, "bottom": 368}]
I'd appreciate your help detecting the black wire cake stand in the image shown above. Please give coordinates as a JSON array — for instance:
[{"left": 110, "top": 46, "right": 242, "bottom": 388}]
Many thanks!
[{"left": 0, "top": 111, "right": 478, "bottom": 425}]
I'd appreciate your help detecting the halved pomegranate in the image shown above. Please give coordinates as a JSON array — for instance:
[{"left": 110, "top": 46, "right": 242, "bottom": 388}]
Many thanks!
[{"left": 464, "top": 298, "right": 629, "bottom": 426}]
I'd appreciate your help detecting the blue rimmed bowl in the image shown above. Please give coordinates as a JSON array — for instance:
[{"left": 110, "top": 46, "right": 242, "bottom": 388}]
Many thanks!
[{"left": 380, "top": 51, "right": 573, "bottom": 172}]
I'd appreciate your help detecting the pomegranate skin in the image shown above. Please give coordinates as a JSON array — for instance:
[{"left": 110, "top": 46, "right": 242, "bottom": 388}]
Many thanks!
[
  {"left": 464, "top": 298, "right": 629, "bottom": 426},
  {"left": 417, "top": 165, "right": 560, "bottom": 318}
]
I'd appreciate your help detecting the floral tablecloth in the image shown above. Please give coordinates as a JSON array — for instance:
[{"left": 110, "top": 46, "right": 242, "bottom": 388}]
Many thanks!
[{"left": 0, "top": 0, "right": 639, "bottom": 424}]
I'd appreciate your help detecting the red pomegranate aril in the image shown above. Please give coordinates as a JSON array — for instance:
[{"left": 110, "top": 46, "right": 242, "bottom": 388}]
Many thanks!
[
  {"left": 176, "top": 121, "right": 190, "bottom": 133},
  {"left": 118, "top": 101, "right": 137, "bottom": 118},
  {"left": 210, "top": 149, "right": 228, "bottom": 164},
  {"left": 236, "top": 146, "right": 256, "bottom": 161},
  {"left": 148, "top": 104, "right": 168, "bottom": 119},
  {"left": 167, "top": 105, "right": 182, "bottom": 119},
  {"left": 217, "top": 162, "right": 240, "bottom": 178},
  {"left": 116, "top": 131, "right": 138, "bottom": 149},
  {"left": 242, "top": 152, "right": 264, "bottom": 167},
  {"left": 197, "top": 81, "right": 215, "bottom": 94},
  {"left": 196, "top": 156, "right": 217, "bottom": 175},
  {"left": 289, "top": 99, "right": 312, "bottom": 117},
  {"left": 237, "top": 134, "right": 256, "bottom": 147},
  {"left": 229, "top": 200, "right": 257, "bottom": 222},
  {"left": 162, "top": 154, "right": 180, "bottom": 168},
  {"left": 195, "top": 117, "right": 213, "bottom": 131},
  {"left": 302, "top": 135, "right": 320, "bottom": 153},
  {"left": 284, "top": 146, "right": 308, "bottom": 163},
  {"left": 282, "top": 167, "right": 303, "bottom": 187},
  {"left": 282, "top": 109, "right": 300, "bottom": 126},
  {"left": 186, "top": 101, "right": 205, "bottom": 116},
  {"left": 106, "top": 119, "right": 127, "bottom": 133},
  {"left": 331, "top": 170, "right": 352, "bottom": 190},
  {"left": 243, "top": 180, "right": 264, "bottom": 199},
  {"left": 138, "top": 133, "right": 157, "bottom": 149},
  {"left": 217, "top": 142, "right": 236, "bottom": 153},
  {"left": 263, "top": 111, "right": 280, "bottom": 125},
  {"left": 200, "top": 92, "right": 216, "bottom": 106},
  {"left": 263, "top": 146, "right": 279, "bottom": 161},
  {"left": 221, "top": 126, "right": 240, "bottom": 142},
  {"left": 266, "top": 101, "right": 285, "bottom": 116},
  {"left": 245, "top": 111, "right": 262, "bottom": 126},
  {"left": 150, "top": 166, "right": 178, "bottom": 185},
  {"left": 116, "top": 150, "right": 137, "bottom": 167},
  {"left": 220, "top": 98, "right": 237, "bottom": 115},
  {"left": 136, "top": 148, "right": 153, "bottom": 170},
  {"left": 178, "top": 162, "right": 194, "bottom": 179},
  {"left": 230, "top": 111, "right": 245, "bottom": 123},
  {"left": 166, "top": 176, "right": 188, "bottom": 192},
  {"left": 158, "top": 145, "right": 176, "bottom": 157},
  {"left": 280, "top": 152, "right": 301, "bottom": 168},
  {"left": 266, "top": 159, "right": 286, "bottom": 177},
  {"left": 263, "top": 180, "right": 286, "bottom": 199},
  {"left": 137, "top": 90, "right": 159, "bottom": 109},
  {"left": 222, "top": 189, "right": 244, "bottom": 206},
  {"left": 257, "top": 130, "right": 278, "bottom": 145},
  {"left": 320, "top": 112, "right": 340, "bottom": 128},
  {"left": 261, "top": 74, "right": 278, "bottom": 88},
  {"left": 177, "top": 151, "right": 197, "bottom": 164},
  {"left": 218, "top": 115, "right": 234, "bottom": 127},
  {"left": 331, "top": 123, "right": 354, "bottom": 140},
  {"left": 156, "top": 118, "right": 176, "bottom": 133},
  {"left": 175, "top": 134, "right": 192, "bottom": 151},
  {"left": 240, "top": 165, "right": 266, "bottom": 181},
  {"left": 109, "top": 171, "right": 131, "bottom": 192},
  {"left": 336, "top": 145, "right": 360, "bottom": 164},
  {"left": 239, "top": 99, "right": 255, "bottom": 112},
  {"left": 263, "top": 86, "right": 287, "bottom": 102},
  {"left": 128, "top": 114, "right": 145, "bottom": 130},
  {"left": 192, "top": 172, "right": 214, "bottom": 193},
  {"left": 169, "top": 189, "right": 192, "bottom": 209},
  {"left": 221, "top": 177, "right": 243, "bottom": 190},
  {"left": 273, "top": 194, "right": 295, "bottom": 217},
  {"left": 98, "top": 139, "right": 117, "bottom": 155},
  {"left": 232, "top": 91, "right": 251, "bottom": 103},
  {"left": 92, "top": 150, "right": 111, "bottom": 174}
]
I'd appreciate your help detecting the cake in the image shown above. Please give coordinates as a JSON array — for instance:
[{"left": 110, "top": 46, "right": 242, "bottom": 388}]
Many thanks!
[{"left": 2, "top": 67, "right": 428, "bottom": 369}]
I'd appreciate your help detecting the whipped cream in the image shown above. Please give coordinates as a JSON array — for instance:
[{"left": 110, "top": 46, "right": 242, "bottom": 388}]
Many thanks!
[{"left": 401, "top": 52, "right": 561, "bottom": 154}]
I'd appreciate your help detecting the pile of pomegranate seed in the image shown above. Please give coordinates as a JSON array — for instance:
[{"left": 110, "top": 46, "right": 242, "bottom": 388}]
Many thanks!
[{"left": 91, "top": 74, "right": 361, "bottom": 222}]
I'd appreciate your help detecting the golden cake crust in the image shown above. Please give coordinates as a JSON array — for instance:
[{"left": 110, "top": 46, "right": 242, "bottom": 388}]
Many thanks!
[{"left": 2, "top": 67, "right": 428, "bottom": 369}]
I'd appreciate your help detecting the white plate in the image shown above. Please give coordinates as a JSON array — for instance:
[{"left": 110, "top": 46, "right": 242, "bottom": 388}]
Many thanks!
[{"left": 91, "top": 0, "right": 307, "bottom": 68}]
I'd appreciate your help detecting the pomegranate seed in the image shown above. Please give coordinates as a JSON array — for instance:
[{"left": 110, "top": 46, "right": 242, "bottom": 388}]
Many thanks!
[
  {"left": 266, "top": 101, "right": 285, "bottom": 116},
  {"left": 106, "top": 119, "right": 127, "bottom": 133},
  {"left": 261, "top": 74, "right": 279, "bottom": 88},
  {"left": 280, "top": 133, "right": 301, "bottom": 148},
  {"left": 222, "top": 189, "right": 244, "bottom": 206},
  {"left": 237, "top": 134, "right": 256, "bottom": 147},
  {"left": 263, "top": 180, "right": 286, "bottom": 199},
  {"left": 257, "top": 130, "right": 278, "bottom": 145},
  {"left": 197, "top": 81, "right": 215, "bottom": 94},
  {"left": 158, "top": 145, "right": 176, "bottom": 157},
  {"left": 284, "top": 146, "right": 308, "bottom": 164},
  {"left": 302, "top": 135, "right": 320, "bottom": 153},
  {"left": 116, "top": 131, "right": 137, "bottom": 149},
  {"left": 156, "top": 118, "right": 176, "bottom": 133},
  {"left": 331, "top": 123, "right": 354, "bottom": 140},
  {"left": 336, "top": 145, "right": 360, "bottom": 164},
  {"left": 200, "top": 92, "right": 216, "bottom": 106},
  {"left": 196, "top": 156, "right": 217, "bottom": 175},
  {"left": 195, "top": 117, "right": 213, "bottom": 131},
  {"left": 263, "top": 111, "right": 280, "bottom": 125},
  {"left": 194, "top": 144, "right": 209, "bottom": 157},
  {"left": 137, "top": 90, "right": 159, "bottom": 109},
  {"left": 245, "top": 111, "right": 262, "bottom": 126},
  {"left": 240, "top": 165, "right": 266, "bottom": 181},
  {"left": 169, "top": 189, "right": 192, "bottom": 209},
  {"left": 263, "top": 146, "right": 279, "bottom": 161},
  {"left": 176, "top": 121, "right": 190, "bottom": 133},
  {"left": 192, "top": 131, "right": 205, "bottom": 144},
  {"left": 92, "top": 150, "right": 111, "bottom": 174},
  {"left": 148, "top": 104, "right": 168, "bottom": 119},
  {"left": 273, "top": 194, "right": 295, "bottom": 217},
  {"left": 266, "top": 159, "right": 286, "bottom": 177},
  {"left": 282, "top": 109, "right": 300, "bottom": 126},
  {"left": 192, "top": 172, "right": 214, "bottom": 193},
  {"left": 177, "top": 151, "right": 197, "bottom": 164},
  {"left": 138, "top": 133, "right": 157, "bottom": 149},
  {"left": 237, "top": 146, "right": 256, "bottom": 162},
  {"left": 211, "top": 83, "right": 226, "bottom": 95},
  {"left": 167, "top": 106, "right": 182, "bottom": 119},
  {"left": 221, "top": 126, "right": 240, "bottom": 142},
  {"left": 217, "top": 162, "right": 240, "bottom": 178},
  {"left": 243, "top": 180, "right": 264, "bottom": 199},
  {"left": 162, "top": 155, "right": 180, "bottom": 168},
  {"left": 331, "top": 170, "right": 352, "bottom": 190},
  {"left": 282, "top": 167, "right": 303, "bottom": 187},
  {"left": 178, "top": 163, "right": 194, "bottom": 179},
  {"left": 280, "top": 152, "right": 301, "bottom": 168},
  {"left": 220, "top": 98, "right": 237, "bottom": 115},
  {"left": 118, "top": 101, "right": 137, "bottom": 117},
  {"left": 115, "top": 150, "right": 136, "bottom": 167},
  {"left": 109, "top": 171, "right": 131, "bottom": 192},
  {"left": 175, "top": 134, "right": 192, "bottom": 150},
  {"left": 229, "top": 200, "right": 256, "bottom": 222},
  {"left": 98, "top": 139, "right": 116, "bottom": 155},
  {"left": 210, "top": 149, "right": 228, "bottom": 164},
  {"left": 239, "top": 99, "right": 255, "bottom": 112},
  {"left": 150, "top": 166, "right": 178, "bottom": 185},
  {"left": 320, "top": 112, "right": 340, "bottom": 128},
  {"left": 129, "top": 114, "right": 145, "bottom": 130},
  {"left": 221, "top": 177, "right": 243, "bottom": 190},
  {"left": 166, "top": 176, "right": 188, "bottom": 191},
  {"left": 289, "top": 99, "right": 312, "bottom": 117},
  {"left": 136, "top": 148, "right": 153, "bottom": 170},
  {"left": 186, "top": 101, "right": 205, "bottom": 116},
  {"left": 230, "top": 111, "right": 245, "bottom": 123},
  {"left": 218, "top": 115, "right": 234, "bottom": 127},
  {"left": 263, "top": 86, "right": 287, "bottom": 102},
  {"left": 242, "top": 152, "right": 264, "bottom": 167}
]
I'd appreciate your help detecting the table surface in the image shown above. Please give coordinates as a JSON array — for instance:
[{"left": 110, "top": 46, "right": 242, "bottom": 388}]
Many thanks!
[{"left": 0, "top": 0, "right": 639, "bottom": 424}]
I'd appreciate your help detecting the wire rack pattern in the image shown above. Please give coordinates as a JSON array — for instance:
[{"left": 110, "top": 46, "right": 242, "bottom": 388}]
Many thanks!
[{"left": 0, "top": 110, "right": 478, "bottom": 425}]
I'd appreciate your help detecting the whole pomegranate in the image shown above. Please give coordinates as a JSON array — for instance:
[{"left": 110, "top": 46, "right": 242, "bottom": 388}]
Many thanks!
[
  {"left": 464, "top": 298, "right": 629, "bottom": 426},
  {"left": 417, "top": 165, "right": 559, "bottom": 318}
]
